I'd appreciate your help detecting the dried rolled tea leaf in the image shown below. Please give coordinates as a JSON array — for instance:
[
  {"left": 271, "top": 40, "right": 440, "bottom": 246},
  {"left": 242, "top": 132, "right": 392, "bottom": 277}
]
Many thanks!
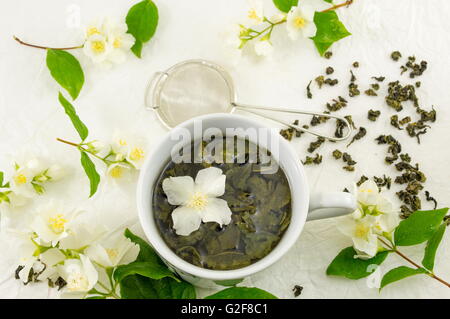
[
  {"left": 342, "top": 152, "right": 357, "bottom": 166},
  {"left": 326, "top": 67, "right": 334, "bottom": 75},
  {"left": 372, "top": 76, "right": 385, "bottom": 82},
  {"left": 353, "top": 61, "right": 359, "bottom": 68},
  {"left": 306, "top": 80, "right": 312, "bottom": 99},
  {"left": 406, "top": 121, "right": 430, "bottom": 144},
  {"left": 356, "top": 175, "right": 368, "bottom": 186},
  {"left": 390, "top": 115, "right": 403, "bottom": 130},
  {"left": 385, "top": 81, "right": 419, "bottom": 112},
  {"left": 302, "top": 153, "right": 322, "bottom": 165},
  {"left": 399, "top": 116, "right": 411, "bottom": 125},
  {"left": 343, "top": 165, "right": 355, "bottom": 172},
  {"left": 327, "top": 96, "right": 348, "bottom": 112},
  {"left": 415, "top": 81, "right": 421, "bottom": 88},
  {"left": 344, "top": 115, "right": 356, "bottom": 129},
  {"left": 425, "top": 191, "right": 438, "bottom": 210},
  {"left": 324, "top": 78, "right": 339, "bottom": 86},
  {"left": 417, "top": 106, "right": 436, "bottom": 123},
  {"left": 371, "top": 83, "right": 380, "bottom": 91},
  {"left": 14, "top": 265, "right": 24, "bottom": 280},
  {"left": 395, "top": 161, "right": 417, "bottom": 172},
  {"left": 293, "top": 285, "right": 303, "bottom": 297},
  {"left": 334, "top": 119, "right": 346, "bottom": 138},
  {"left": 332, "top": 149, "right": 343, "bottom": 160},
  {"left": 385, "top": 154, "right": 399, "bottom": 164},
  {"left": 403, "top": 56, "right": 427, "bottom": 78},
  {"left": 347, "top": 127, "right": 367, "bottom": 147},
  {"left": 375, "top": 134, "right": 402, "bottom": 159},
  {"left": 311, "top": 115, "right": 329, "bottom": 126},
  {"left": 397, "top": 190, "right": 421, "bottom": 212},
  {"left": 400, "top": 205, "right": 413, "bottom": 219},
  {"left": 405, "top": 180, "right": 424, "bottom": 195},
  {"left": 400, "top": 153, "right": 411, "bottom": 163},
  {"left": 364, "top": 88, "right": 378, "bottom": 96},
  {"left": 391, "top": 51, "right": 402, "bottom": 61},
  {"left": 324, "top": 51, "right": 333, "bottom": 59},
  {"left": 280, "top": 127, "right": 295, "bottom": 141},
  {"left": 368, "top": 109, "right": 381, "bottom": 121},
  {"left": 348, "top": 83, "right": 360, "bottom": 97},
  {"left": 350, "top": 70, "right": 356, "bottom": 82},
  {"left": 307, "top": 137, "right": 326, "bottom": 153},
  {"left": 373, "top": 175, "right": 392, "bottom": 190},
  {"left": 400, "top": 65, "right": 408, "bottom": 75},
  {"left": 315, "top": 75, "right": 325, "bottom": 88}
]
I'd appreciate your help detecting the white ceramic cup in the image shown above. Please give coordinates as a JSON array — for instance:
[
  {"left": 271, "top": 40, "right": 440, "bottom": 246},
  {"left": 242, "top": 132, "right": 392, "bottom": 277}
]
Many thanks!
[{"left": 137, "top": 113, "right": 356, "bottom": 288}]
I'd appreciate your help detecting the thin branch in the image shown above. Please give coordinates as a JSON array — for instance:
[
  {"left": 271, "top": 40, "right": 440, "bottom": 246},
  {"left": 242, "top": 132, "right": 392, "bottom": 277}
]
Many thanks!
[
  {"left": 56, "top": 138, "right": 80, "bottom": 148},
  {"left": 13, "top": 35, "right": 83, "bottom": 51},
  {"left": 378, "top": 236, "right": 450, "bottom": 288},
  {"left": 321, "top": 0, "right": 354, "bottom": 13}
]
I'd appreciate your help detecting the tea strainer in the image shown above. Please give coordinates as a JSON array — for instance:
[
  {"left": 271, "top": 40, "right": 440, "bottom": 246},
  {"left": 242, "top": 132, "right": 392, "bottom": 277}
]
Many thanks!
[{"left": 144, "top": 59, "right": 352, "bottom": 141}]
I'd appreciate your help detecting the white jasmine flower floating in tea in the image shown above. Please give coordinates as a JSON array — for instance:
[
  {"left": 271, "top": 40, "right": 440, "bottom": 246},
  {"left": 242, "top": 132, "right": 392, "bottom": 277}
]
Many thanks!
[
  {"left": 338, "top": 180, "right": 401, "bottom": 259},
  {"left": 162, "top": 167, "right": 232, "bottom": 236}
]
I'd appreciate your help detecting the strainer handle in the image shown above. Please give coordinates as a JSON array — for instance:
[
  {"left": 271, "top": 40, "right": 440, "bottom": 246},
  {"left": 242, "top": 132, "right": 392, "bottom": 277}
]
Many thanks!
[
  {"left": 233, "top": 103, "right": 353, "bottom": 142},
  {"left": 144, "top": 71, "right": 168, "bottom": 110}
]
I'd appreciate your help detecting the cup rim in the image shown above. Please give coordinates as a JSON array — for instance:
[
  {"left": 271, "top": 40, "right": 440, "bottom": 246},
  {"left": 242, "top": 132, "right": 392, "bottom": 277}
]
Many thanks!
[{"left": 137, "top": 113, "right": 309, "bottom": 281}]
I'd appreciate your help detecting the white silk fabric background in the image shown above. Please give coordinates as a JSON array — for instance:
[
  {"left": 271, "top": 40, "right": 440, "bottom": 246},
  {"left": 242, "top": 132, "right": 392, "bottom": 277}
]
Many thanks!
[{"left": 0, "top": 0, "right": 449, "bottom": 298}]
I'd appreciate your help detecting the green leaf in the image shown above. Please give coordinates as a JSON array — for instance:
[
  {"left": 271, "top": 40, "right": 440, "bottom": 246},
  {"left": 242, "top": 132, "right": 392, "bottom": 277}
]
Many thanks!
[
  {"left": 124, "top": 229, "right": 161, "bottom": 263},
  {"left": 85, "top": 295, "right": 106, "bottom": 299},
  {"left": 0, "top": 192, "right": 11, "bottom": 204},
  {"left": 126, "top": 0, "right": 159, "bottom": 58},
  {"left": 394, "top": 208, "right": 448, "bottom": 246},
  {"left": 380, "top": 266, "right": 427, "bottom": 290},
  {"left": 131, "top": 40, "right": 143, "bottom": 58},
  {"left": 80, "top": 151, "right": 100, "bottom": 197},
  {"left": 310, "top": 11, "right": 351, "bottom": 56},
  {"left": 422, "top": 223, "right": 446, "bottom": 271},
  {"left": 326, "top": 247, "right": 389, "bottom": 279},
  {"left": 205, "top": 287, "right": 277, "bottom": 299},
  {"left": 58, "top": 92, "right": 89, "bottom": 141},
  {"left": 46, "top": 49, "right": 84, "bottom": 100},
  {"left": 114, "top": 261, "right": 178, "bottom": 283},
  {"left": 323, "top": 0, "right": 333, "bottom": 3},
  {"left": 120, "top": 275, "right": 196, "bottom": 299},
  {"left": 272, "top": 0, "right": 298, "bottom": 13},
  {"left": 31, "top": 182, "right": 44, "bottom": 195},
  {"left": 0, "top": 171, "right": 3, "bottom": 187}
]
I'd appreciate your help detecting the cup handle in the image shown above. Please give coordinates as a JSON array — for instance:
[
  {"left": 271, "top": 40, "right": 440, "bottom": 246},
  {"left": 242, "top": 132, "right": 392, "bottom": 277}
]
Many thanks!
[{"left": 307, "top": 192, "right": 356, "bottom": 221}]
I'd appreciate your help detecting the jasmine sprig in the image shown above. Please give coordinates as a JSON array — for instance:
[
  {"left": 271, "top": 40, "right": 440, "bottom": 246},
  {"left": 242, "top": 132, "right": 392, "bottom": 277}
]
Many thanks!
[
  {"left": 236, "top": 0, "right": 353, "bottom": 56},
  {"left": 13, "top": 0, "right": 159, "bottom": 100},
  {"left": 56, "top": 93, "right": 101, "bottom": 197},
  {"left": 327, "top": 208, "right": 450, "bottom": 290}
]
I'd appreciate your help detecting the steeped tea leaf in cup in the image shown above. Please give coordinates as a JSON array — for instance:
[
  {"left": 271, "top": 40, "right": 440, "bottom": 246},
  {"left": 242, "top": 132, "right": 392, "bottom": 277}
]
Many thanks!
[{"left": 152, "top": 137, "right": 292, "bottom": 270}]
